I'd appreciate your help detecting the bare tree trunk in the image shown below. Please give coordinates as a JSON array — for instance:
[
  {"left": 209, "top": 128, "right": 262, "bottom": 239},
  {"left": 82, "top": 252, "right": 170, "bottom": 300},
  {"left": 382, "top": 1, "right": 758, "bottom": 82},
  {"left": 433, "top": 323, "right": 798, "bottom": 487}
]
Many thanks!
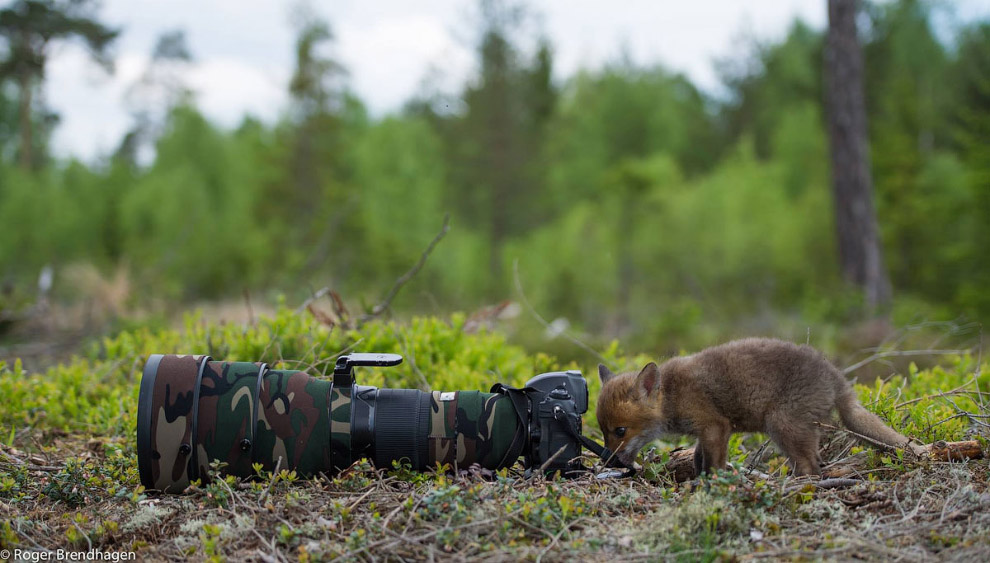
[
  {"left": 17, "top": 69, "right": 33, "bottom": 171},
  {"left": 824, "top": 0, "right": 891, "bottom": 310}
]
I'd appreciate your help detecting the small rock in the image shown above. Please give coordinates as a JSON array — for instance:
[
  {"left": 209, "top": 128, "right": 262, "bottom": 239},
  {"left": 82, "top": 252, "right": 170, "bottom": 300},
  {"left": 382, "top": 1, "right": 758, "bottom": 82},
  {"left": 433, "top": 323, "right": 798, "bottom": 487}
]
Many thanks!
[{"left": 317, "top": 516, "right": 337, "bottom": 531}]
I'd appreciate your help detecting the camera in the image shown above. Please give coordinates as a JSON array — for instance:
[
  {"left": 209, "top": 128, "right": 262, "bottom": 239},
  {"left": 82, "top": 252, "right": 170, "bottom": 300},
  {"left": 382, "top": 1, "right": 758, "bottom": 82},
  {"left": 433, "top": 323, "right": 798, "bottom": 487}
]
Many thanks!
[{"left": 137, "top": 352, "right": 609, "bottom": 492}]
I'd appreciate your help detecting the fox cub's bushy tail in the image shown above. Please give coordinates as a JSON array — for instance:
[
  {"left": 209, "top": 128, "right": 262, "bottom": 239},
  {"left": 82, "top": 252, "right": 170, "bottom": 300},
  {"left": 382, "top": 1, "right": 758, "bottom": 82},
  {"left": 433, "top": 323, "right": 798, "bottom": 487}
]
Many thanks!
[{"left": 833, "top": 377, "right": 913, "bottom": 451}]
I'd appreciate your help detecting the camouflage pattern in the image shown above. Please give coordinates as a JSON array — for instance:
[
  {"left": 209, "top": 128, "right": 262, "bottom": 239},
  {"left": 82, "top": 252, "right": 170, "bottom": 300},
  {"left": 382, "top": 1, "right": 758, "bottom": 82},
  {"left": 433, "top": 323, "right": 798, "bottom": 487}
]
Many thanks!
[
  {"left": 144, "top": 354, "right": 209, "bottom": 492},
  {"left": 254, "top": 369, "right": 332, "bottom": 475},
  {"left": 426, "top": 391, "right": 519, "bottom": 470},
  {"left": 193, "top": 361, "right": 265, "bottom": 480},
  {"left": 139, "top": 355, "right": 525, "bottom": 492},
  {"left": 329, "top": 386, "right": 353, "bottom": 470}
]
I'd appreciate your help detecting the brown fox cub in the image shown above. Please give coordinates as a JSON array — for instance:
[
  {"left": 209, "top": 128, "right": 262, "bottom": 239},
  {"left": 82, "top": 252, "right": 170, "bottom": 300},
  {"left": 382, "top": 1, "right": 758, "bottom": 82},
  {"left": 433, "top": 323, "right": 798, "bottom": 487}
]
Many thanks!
[{"left": 597, "top": 338, "right": 918, "bottom": 476}]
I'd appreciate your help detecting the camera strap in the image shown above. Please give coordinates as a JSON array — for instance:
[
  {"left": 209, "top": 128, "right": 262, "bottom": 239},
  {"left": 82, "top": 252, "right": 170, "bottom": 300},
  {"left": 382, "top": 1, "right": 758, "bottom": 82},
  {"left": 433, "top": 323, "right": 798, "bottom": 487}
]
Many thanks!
[{"left": 489, "top": 383, "right": 535, "bottom": 469}]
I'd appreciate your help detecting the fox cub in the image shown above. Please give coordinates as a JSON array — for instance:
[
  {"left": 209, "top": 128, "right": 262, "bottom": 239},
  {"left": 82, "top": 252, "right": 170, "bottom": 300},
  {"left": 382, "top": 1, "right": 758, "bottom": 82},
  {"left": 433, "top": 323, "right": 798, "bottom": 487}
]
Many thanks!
[{"left": 597, "top": 338, "right": 918, "bottom": 476}]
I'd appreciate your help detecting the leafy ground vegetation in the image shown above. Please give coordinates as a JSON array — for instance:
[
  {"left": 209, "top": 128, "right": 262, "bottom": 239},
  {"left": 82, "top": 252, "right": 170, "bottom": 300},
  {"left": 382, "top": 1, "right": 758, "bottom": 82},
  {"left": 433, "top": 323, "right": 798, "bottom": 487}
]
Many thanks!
[{"left": 1, "top": 310, "right": 989, "bottom": 561}]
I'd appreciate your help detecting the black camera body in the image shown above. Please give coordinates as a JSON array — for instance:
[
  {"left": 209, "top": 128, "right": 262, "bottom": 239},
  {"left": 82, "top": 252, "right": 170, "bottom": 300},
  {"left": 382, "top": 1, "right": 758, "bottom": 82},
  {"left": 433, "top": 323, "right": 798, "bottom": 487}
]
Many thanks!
[
  {"left": 491, "top": 369, "right": 589, "bottom": 476},
  {"left": 527, "top": 370, "right": 589, "bottom": 473}
]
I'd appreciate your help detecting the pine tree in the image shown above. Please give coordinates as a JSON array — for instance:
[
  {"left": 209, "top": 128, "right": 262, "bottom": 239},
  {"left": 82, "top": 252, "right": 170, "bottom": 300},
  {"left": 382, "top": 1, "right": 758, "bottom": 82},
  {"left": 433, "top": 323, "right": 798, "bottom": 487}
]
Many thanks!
[{"left": 0, "top": 0, "right": 118, "bottom": 170}]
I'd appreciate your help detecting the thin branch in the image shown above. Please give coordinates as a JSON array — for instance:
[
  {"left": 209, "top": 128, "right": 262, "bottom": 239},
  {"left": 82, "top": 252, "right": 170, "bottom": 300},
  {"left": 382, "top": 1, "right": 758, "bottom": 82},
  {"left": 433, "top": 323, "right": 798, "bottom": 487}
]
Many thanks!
[
  {"left": 975, "top": 324, "right": 984, "bottom": 409},
  {"left": 358, "top": 214, "right": 450, "bottom": 326},
  {"left": 538, "top": 444, "right": 569, "bottom": 474},
  {"left": 399, "top": 331, "right": 431, "bottom": 391},
  {"left": 814, "top": 422, "right": 916, "bottom": 455},
  {"left": 894, "top": 382, "right": 990, "bottom": 409},
  {"left": 243, "top": 288, "right": 255, "bottom": 326},
  {"left": 295, "top": 286, "right": 334, "bottom": 315},
  {"left": 0, "top": 461, "right": 62, "bottom": 472},
  {"left": 842, "top": 349, "right": 969, "bottom": 375},
  {"left": 257, "top": 456, "right": 282, "bottom": 506},
  {"left": 512, "top": 259, "right": 610, "bottom": 366}
]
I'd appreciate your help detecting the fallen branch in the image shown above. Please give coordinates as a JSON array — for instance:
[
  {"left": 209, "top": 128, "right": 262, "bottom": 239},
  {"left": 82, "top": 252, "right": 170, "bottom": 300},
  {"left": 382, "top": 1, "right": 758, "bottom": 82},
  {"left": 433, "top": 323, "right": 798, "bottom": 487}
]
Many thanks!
[
  {"left": 782, "top": 478, "right": 864, "bottom": 494},
  {"left": 296, "top": 286, "right": 333, "bottom": 315},
  {"left": 295, "top": 216, "right": 449, "bottom": 329},
  {"left": 538, "top": 445, "right": 569, "bottom": 474},
  {"left": 295, "top": 287, "right": 334, "bottom": 315},
  {"left": 0, "top": 461, "right": 62, "bottom": 472},
  {"left": 661, "top": 448, "right": 697, "bottom": 483},
  {"left": 921, "top": 440, "right": 984, "bottom": 462}
]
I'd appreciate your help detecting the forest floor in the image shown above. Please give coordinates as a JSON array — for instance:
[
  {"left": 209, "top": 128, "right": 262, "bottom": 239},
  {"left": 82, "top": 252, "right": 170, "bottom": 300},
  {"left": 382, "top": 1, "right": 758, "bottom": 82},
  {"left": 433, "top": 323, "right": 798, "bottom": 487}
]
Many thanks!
[{"left": 2, "top": 436, "right": 989, "bottom": 562}]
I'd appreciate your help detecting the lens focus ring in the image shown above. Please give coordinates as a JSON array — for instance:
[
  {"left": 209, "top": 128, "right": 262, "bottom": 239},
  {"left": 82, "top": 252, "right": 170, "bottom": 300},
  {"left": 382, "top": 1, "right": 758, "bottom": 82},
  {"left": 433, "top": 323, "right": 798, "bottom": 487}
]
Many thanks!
[{"left": 372, "top": 389, "right": 431, "bottom": 470}]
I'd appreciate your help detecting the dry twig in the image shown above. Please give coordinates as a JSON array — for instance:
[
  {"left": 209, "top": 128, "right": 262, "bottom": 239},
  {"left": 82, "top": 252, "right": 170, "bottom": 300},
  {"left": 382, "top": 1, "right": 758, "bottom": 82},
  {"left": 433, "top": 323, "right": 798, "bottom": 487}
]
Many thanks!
[
  {"left": 258, "top": 456, "right": 282, "bottom": 506},
  {"left": 843, "top": 349, "right": 969, "bottom": 375},
  {"left": 357, "top": 214, "right": 450, "bottom": 326}
]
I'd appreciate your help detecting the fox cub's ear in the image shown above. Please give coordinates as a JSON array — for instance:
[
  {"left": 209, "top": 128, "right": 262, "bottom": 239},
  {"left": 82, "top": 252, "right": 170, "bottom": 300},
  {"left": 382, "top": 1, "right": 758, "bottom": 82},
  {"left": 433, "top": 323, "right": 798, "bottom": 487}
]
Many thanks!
[
  {"left": 598, "top": 364, "right": 615, "bottom": 385},
  {"left": 636, "top": 362, "right": 662, "bottom": 396}
]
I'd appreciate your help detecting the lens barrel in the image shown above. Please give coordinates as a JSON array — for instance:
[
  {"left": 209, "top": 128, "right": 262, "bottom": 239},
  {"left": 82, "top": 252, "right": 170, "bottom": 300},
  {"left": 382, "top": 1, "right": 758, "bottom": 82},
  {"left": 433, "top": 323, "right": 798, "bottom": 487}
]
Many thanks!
[
  {"left": 137, "top": 354, "right": 523, "bottom": 491},
  {"left": 372, "top": 389, "right": 431, "bottom": 470}
]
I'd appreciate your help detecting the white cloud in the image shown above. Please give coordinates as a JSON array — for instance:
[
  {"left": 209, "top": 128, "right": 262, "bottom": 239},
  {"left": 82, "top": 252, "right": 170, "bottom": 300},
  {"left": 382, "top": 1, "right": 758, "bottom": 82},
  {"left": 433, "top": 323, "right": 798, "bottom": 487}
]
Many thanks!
[
  {"left": 336, "top": 15, "right": 474, "bottom": 113},
  {"left": 47, "top": 48, "right": 288, "bottom": 161},
  {"left": 47, "top": 48, "right": 144, "bottom": 161},
  {"left": 543, "top": 0, "right": 827, "bottom": 92},
  {"left": 185, "top": 58, "right": 288, "bottom": 126}
]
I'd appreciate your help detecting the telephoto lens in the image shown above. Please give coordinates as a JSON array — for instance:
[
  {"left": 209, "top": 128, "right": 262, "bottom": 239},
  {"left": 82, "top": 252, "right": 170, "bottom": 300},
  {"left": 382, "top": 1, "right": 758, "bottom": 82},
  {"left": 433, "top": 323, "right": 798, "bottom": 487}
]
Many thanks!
[{"left": 136, "top": 353, "right": 525, "bottom": 492}]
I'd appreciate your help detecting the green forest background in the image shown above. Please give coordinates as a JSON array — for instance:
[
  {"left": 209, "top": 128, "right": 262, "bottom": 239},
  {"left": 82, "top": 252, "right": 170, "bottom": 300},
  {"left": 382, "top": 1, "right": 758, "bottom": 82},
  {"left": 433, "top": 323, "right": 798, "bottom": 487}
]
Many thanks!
[{"left": 0, "top": 0, "right": 988, "bottom": 362}]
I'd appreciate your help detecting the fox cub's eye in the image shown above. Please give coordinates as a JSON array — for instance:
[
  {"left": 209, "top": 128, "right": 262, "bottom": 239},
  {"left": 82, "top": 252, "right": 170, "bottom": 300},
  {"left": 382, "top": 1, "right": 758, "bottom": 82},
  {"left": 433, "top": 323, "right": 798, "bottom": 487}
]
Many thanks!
[{"left": 614, "top": 427, "right": 627, "bottom": 438}]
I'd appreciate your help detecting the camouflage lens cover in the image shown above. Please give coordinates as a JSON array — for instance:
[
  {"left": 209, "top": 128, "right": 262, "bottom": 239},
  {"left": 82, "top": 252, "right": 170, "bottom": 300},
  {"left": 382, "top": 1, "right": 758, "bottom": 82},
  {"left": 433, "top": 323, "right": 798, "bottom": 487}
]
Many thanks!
[
  {"left": 426, "top": 391, "right": 520, "bottom": 470},
  {"left": 139, "top": 354, "right": 527, "bottom": 492},
  {"left": 255, "top": 369, "right": 333, "bottom": 475},
  {"left": 330, "top": 385, "right": 352, "bottom": 470},
  {"left": 137, "top": 354, "right": 210, "bottom": 492},
  {"left": 194, "top": 361, "right": 266, "bottom": 480}
]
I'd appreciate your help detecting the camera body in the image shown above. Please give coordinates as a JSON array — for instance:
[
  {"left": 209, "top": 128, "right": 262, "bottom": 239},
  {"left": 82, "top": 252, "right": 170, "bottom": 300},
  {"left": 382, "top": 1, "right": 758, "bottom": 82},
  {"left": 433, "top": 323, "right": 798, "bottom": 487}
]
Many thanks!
[{"left": 500, "top": 370, "right": 589, "bottom": 475}]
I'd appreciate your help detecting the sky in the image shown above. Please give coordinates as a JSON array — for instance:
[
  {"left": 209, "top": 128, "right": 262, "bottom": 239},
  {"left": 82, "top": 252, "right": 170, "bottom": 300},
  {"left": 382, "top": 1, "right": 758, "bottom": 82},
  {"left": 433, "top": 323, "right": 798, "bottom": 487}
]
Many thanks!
[{"left": 45, "top": 0, "right": 990, "bottom": 162}]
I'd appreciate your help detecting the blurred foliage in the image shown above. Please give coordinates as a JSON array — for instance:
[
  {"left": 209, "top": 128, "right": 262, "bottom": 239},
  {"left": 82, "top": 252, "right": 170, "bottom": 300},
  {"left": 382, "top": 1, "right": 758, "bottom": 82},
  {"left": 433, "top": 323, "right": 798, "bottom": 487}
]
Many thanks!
[
  {"left": 1, "top": 307, "right": 982, "bottom": 446},
  {"left": 0, "top": 0, "right": 987, "bottom": 354}
]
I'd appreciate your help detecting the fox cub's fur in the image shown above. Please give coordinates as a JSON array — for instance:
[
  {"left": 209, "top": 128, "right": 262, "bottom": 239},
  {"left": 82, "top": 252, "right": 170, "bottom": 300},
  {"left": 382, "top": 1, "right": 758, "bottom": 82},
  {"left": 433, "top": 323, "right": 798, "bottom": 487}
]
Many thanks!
[{"left": 597, "top": 338, "right": 917, "bottom": 476}]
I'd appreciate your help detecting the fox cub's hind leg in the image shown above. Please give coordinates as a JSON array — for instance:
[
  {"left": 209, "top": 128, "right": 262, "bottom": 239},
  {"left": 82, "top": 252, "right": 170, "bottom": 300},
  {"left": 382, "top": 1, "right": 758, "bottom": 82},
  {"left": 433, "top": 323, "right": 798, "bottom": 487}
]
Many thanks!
[
  {"left": 694, "top": 418, "right": 733, "bottom": 475},
  {"left": 766, "top": 412, "right": 822, "bottom": 476}
]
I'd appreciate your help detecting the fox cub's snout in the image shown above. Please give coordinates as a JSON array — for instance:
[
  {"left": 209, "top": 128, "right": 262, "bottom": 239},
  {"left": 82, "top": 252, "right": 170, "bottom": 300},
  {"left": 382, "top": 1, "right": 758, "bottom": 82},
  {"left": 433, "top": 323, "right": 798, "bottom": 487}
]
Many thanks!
[{"left": 596, "top": 362, "right": 664, "bottom": 467}]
